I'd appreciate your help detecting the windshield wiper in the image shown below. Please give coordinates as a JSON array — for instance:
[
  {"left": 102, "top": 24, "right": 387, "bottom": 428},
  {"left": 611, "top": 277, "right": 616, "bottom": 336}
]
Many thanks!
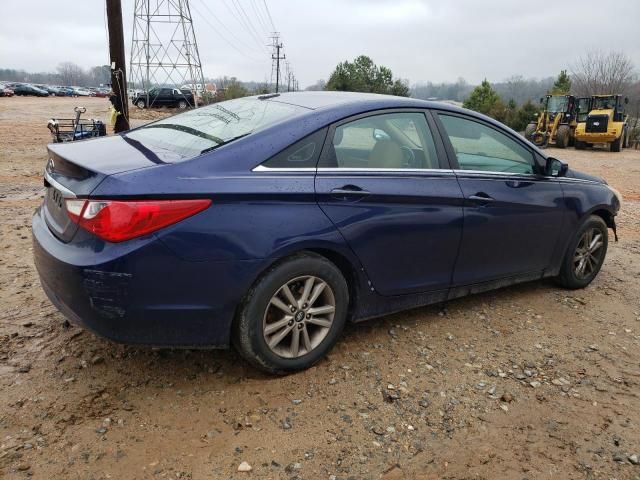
[{"left": 200, "top": 133, "right": 251, "bottom": 154}]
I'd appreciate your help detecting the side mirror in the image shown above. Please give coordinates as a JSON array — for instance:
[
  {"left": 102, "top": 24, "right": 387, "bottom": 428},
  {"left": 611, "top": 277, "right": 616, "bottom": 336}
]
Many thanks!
[
  {"left": 373, "top": 128, "right": 391, "bottom": 141},
  {"left": 546, "top": 157, "right": 568, "bottom": 177},
  {"left": 539, "top": 97, "right": 544, "bottom": 104},
  {"left": 624, "top": 97, "right": 629, "bottom": 104}
]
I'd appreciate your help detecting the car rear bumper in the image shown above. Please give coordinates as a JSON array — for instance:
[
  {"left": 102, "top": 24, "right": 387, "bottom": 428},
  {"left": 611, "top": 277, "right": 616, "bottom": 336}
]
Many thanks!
[{"left": 32, "top": 207, "right": 264, "bottom": 347}]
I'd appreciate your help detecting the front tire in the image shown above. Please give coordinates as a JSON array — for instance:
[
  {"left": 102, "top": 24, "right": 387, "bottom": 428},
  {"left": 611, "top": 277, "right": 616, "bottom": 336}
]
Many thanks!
[
  {"left": 555, "top": 125, "right": 570, "bottom": 148},
  {"left": 136, "top": 99, "right": 145, "bottom": 109},
  {"left": 178, "top": 100, "right": 188, "bottom": 109},
  {"left": 233, "top": 253, "right": 349, "bottom": 374},
  {"left": 555, "top": 215, "right": 608, "bottom": 289}
]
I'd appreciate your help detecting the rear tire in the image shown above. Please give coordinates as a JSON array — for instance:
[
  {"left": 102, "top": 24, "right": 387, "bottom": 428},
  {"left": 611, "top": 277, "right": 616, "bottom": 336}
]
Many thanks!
[
  {"left": 575, "top": 140, "right": 587, "bottom": 150},
  {"left": 233, "top": 253, "right": 349, "bottom": 374},
  {"left": 555, "top": 215, "right": 608, "bottom": 289},
  {"left": 556, "top": 125, "right": 570, "bottom": 149},
  {"left": 611, "top": 135, "right": 622, "bottom": 152},
  {"left": 524, "top": 123, "right": 536, "bottom": 141}
]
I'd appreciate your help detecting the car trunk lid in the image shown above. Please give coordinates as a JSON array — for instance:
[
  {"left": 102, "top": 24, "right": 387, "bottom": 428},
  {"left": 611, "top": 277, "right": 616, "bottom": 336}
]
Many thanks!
[{"left": 43, "top": 135, "right": 184, "bottom": 242}]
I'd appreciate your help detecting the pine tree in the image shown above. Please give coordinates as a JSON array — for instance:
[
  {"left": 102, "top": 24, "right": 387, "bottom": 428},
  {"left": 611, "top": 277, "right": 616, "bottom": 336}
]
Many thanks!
[
  {"left": 463, "top": 79, "right": 503, "bottom": 116},
  {"left": 551, "top": 70, "right": 572, "bottom": 94},
  {"left": 326, "top": 56, "right": 410, "bottom": 97}
]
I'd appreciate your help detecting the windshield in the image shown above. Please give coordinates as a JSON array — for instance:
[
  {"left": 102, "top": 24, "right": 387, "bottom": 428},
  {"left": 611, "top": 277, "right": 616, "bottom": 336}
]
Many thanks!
[
  {"left": 592, "top": 96, "right": 615, "bottom": 110},
  {"left": 125, "top": 97, "right": 307, "bottom": 160},
  {"left": 545, "top": 96, "right": 569, "bottom": 113}
]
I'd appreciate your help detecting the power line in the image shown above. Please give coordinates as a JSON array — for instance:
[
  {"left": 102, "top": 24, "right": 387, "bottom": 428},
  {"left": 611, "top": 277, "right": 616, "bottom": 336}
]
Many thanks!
[
  {"left": 218, "top": 0, "right": 269, "bottom": 53},
  {"left": 249, "top": 0, "right": 271, "bottom": 37},
  {"left": 192, "top": 0, "right": 264, "bottom": 60},
  {"left": 231, "top": 0, "right": 270, "bottom": 53},
  {"left": 262, "top": 0, "right": 277, "bottom": 32}
]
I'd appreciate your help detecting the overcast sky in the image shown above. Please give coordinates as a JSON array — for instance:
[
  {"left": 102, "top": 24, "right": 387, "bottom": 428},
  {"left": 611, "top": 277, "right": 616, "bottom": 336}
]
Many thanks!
[{"left": 1, "top": 0, "right": 639, "bottom": 87}]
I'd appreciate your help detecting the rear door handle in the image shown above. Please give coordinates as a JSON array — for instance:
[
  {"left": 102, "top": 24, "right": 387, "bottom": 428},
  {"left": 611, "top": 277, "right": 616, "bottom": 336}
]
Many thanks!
[
  {"left": 468, "top": 193, "right": 495, "bottom": 204},
  {"left": 330, "top": 185, "right": 370, "bottom": 200}
]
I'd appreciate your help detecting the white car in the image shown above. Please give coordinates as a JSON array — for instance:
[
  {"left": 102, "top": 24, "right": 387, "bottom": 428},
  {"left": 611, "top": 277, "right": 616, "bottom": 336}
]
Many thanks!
[{"left": 73, "top": 87, "right": 93, "bottom": 97}]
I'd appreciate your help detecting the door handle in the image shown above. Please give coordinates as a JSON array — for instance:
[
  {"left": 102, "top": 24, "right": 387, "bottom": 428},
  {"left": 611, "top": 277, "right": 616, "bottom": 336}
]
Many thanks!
[
  {"left": 468, "top": 193, "right": 495, "bottom": 204},
  {"left": 330, "top": 185, "right": 370, "bottom": 200}
]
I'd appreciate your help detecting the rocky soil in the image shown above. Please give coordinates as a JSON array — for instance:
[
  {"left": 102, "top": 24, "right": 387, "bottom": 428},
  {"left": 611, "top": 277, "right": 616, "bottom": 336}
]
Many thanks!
[{"left": 1, "top": 96, "right": 640, "bottom": 479}]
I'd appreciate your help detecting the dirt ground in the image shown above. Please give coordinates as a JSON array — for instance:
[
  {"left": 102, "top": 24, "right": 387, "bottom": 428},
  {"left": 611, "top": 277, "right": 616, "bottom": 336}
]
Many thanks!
[{"left": 1, "top": 96, "right": 640, "bottom": 480}]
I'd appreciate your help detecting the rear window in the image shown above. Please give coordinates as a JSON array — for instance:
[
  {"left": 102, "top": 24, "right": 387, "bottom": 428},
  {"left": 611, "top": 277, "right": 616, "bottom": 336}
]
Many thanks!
[{"left": 125, "top": 97, "right": 307, "bottom": 160}]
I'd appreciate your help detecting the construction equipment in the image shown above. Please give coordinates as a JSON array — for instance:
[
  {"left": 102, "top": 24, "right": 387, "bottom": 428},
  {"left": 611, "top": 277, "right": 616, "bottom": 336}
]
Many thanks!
[
  {"left": 574, "top": 95, "right": 630, "bottom": 152},
  {"left": 525, "top": 94, "right": 588, "bottom": 148}
]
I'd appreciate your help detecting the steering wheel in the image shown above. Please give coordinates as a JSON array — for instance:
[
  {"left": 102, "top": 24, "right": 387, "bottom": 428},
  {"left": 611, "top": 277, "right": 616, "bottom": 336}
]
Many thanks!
[{"left": 400, "top": 146, "right": 415, "bottom": 167}]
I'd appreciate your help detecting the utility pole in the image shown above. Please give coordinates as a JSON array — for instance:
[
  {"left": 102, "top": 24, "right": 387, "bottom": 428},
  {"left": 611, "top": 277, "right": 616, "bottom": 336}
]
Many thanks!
[
  {"left": 285, "top": 61, "right": 290, "bottom": 92},
  {"left": 270, "top": 33, "right": 285, "bottom": 93},
  {"left": 106, "top": 0, "right": 129, "bottom": 132}
]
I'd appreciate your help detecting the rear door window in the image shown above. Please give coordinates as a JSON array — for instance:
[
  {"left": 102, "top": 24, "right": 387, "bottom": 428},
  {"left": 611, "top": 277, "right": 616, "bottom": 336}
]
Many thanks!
[{"left": 319, "top": 112, "right": 440, "bottom": 169}]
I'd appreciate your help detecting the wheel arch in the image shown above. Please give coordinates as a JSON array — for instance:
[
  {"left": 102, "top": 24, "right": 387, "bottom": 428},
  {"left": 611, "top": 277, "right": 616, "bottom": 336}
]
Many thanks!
[
  {"left": 234, "top": 243, "right": 366, "bottom": 327},
  {"left": 589, "top": 207, "right": 616, "bottom": 230}
]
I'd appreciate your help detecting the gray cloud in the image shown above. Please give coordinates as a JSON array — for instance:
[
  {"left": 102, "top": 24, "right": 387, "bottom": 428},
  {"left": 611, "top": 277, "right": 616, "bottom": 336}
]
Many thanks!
[{"left": 1, "top": 0, "right": 638, "bottom": 86}]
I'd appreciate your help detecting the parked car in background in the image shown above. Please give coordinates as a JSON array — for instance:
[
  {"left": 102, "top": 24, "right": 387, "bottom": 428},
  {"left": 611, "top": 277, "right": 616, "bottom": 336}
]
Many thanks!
[
  {"left": 34, "top": 85, "right": 63, "bottom": 96},
  {"left": 93, "top": 88, "right": 111, "bottom": 98},
  {"left": 9, "top": 83, "right": 49, "bottom": 96},
  {"left": 72, "top": 87, "right": 93, "bottom": 97},
  {"left": 32, "top": 92, "right": 622, "bottom": 373},
  {"left": 0, "top": 83, "right": 14, "bottom": 97},
  {"left": 128, "top": 88, "right": 144, "bottom": 100},
  {"left": 133, "top": 87, "right": 195, "bottom": 109},
  {"left": 56, "top": 87, "right": 75, "bottom": 97}
]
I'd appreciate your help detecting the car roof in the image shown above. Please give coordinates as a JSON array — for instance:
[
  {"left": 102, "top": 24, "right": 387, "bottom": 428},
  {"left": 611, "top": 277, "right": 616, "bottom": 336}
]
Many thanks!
[{"left": 264, "top": 91, "right": 465, "bottom": 113}]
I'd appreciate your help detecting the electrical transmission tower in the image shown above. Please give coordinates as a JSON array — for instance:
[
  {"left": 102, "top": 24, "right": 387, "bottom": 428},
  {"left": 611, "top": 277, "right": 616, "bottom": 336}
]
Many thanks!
[
  {"left": 130, "top": 0, "right": 206, "bottom": 106},
  {"left": 270, "top": 32, "right": 285, "bottom": 93}
]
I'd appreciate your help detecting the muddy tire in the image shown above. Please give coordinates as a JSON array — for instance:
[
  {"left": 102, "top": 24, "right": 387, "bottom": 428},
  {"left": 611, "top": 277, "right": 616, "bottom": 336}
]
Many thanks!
[
  {"left": 178, "top": 100, "right": 188, "bottom": 109},
  {"left": 556, "top": 125, "right": 570, "bottom": 149},
  {"left": 233, "top": 252, "right": 349, "bottom": 374},
  {"left": 611, "top": 135, "right": 622, "bottom": 152},
  {"left": 555, "top": 215, "right": 608, "bottom": 289},
  {"left": 524, "top": 123, "right": 536, "bottom": 141},
  {"left": 136, "top": 99, "right": 146, "bottom": 109}
]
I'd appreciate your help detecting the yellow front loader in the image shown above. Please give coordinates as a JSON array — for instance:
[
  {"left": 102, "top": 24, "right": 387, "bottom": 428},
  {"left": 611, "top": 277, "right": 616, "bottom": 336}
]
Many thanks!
[
  {"left": 525, "top": 95, "right": 581, "bottom": 148},
  {"left": 574, "top": 95, "right": 630, "bottom": 152}
]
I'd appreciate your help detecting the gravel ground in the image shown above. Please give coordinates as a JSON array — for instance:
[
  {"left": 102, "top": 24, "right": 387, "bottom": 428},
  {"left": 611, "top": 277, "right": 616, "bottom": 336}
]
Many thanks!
[{"left": 1, "top": 96, "right": 640, "bottom": 480}]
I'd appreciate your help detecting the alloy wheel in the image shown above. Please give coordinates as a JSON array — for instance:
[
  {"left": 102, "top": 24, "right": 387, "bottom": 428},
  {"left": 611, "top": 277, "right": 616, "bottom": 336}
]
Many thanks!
[
  {"left": 263, "top": 275, "right": 336, "bottom": 359},
  {"left": 573, "top": 228, "right": 604, "bottom": 279}
]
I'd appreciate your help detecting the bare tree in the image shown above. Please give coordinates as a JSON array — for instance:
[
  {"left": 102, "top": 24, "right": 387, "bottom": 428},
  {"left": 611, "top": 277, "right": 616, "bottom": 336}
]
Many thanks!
[
  {"left": 571, "top": 51, "right": 636, "bottom": 96},
  {"left": 56, "top": 62, "right": 86, "bottom": 86}
]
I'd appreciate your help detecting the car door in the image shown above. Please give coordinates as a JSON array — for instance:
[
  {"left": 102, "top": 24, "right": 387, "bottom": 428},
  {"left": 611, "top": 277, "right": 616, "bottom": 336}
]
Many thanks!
[
  {"left": 433, "top": 111, "right": 565, "bottom": 286},
  {"left": 315, "top": 110, "right": 464, "bottom": 296},
  {"left": 158, "top": 88, "right": 172, "bottom": 106}
]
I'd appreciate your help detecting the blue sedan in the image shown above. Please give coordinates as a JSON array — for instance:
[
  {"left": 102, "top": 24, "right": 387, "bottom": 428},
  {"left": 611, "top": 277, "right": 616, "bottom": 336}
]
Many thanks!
[{"left": 32, "top": 92, "right": 621, "bottom": 373}]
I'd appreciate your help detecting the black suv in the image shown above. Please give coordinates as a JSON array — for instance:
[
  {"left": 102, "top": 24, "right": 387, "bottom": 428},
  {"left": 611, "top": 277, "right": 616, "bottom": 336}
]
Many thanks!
[{"left": 133, "top": 87, "right": 195, "bottom": 109}]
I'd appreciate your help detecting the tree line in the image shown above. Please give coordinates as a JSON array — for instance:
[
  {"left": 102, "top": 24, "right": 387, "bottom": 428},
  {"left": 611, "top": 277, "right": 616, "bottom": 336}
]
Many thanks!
[
  {"left": 315, "top": 51, "right": 638, "bottom": 133},
  {"left": 0, "top": 63, "right": 111, "bottom": 87}
]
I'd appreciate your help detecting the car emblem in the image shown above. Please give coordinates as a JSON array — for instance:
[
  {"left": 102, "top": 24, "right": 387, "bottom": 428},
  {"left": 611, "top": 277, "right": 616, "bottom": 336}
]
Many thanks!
[
  {"left": 46, "top": 157, "right": 55, "bottom": 173},
  {"left": 593, "top": 122, "right": 600, "bottom": 126}
]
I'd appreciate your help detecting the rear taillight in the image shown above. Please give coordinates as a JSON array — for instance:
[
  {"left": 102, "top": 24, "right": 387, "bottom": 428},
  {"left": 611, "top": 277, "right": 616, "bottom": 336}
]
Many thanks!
[{"left": 65, "top": 199, "right": 211, "bottom": 242}]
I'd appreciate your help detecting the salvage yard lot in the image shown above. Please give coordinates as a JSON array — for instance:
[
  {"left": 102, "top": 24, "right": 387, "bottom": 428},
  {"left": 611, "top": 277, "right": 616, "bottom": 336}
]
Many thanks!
[{"left": 1, "top": 96, "right": 640, "bottom": 479}]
